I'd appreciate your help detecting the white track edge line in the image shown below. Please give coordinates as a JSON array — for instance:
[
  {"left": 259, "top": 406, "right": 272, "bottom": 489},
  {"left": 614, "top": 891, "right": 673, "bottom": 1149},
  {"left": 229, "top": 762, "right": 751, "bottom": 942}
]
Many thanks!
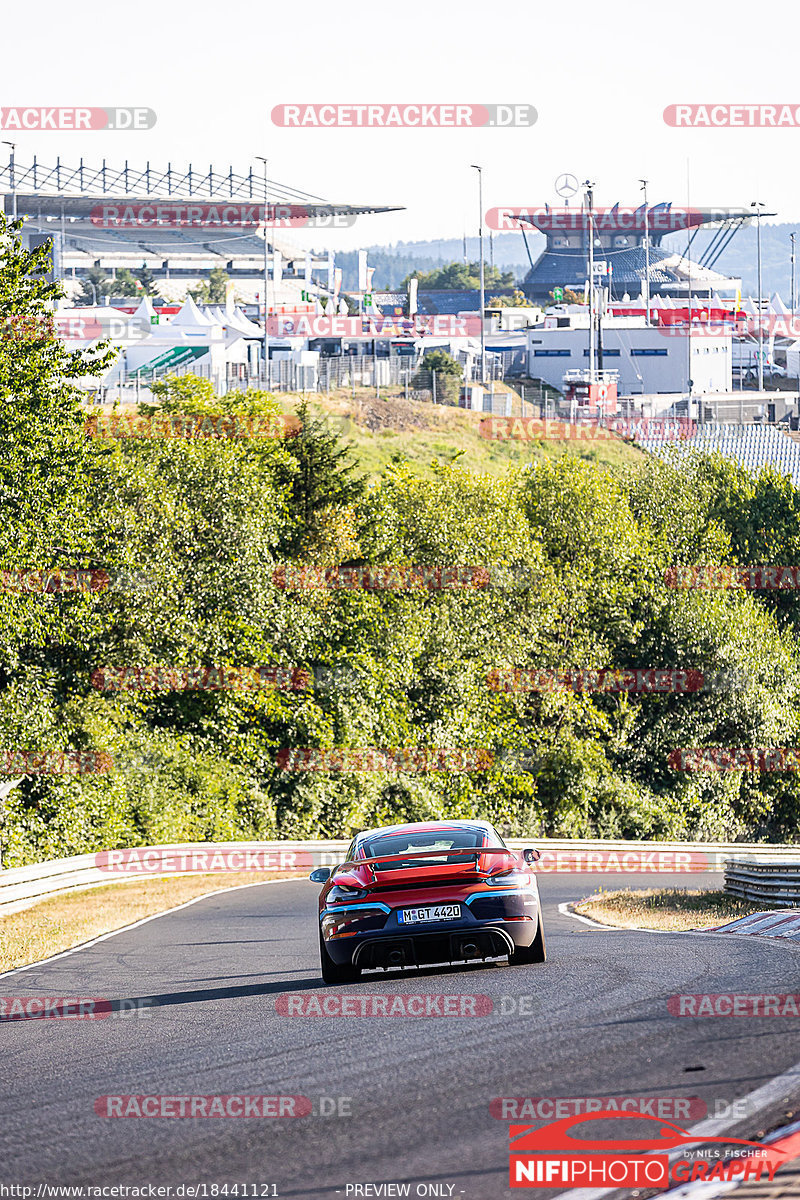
[
  {"left": 558, "top": 900, "right": 679, "bottom": 932},
  {"left": 558, "top": 901, "right": 800, "bottom": 946},
  {"left": 0, "top": 877, "right": 301, "bottom": 981}
]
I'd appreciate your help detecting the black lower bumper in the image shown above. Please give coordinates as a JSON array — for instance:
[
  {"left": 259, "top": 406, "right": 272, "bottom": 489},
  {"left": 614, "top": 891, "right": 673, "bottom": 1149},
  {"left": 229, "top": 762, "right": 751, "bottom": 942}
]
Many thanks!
[{"left": 350, "top": 925, "right": 516, "bottom": 969}]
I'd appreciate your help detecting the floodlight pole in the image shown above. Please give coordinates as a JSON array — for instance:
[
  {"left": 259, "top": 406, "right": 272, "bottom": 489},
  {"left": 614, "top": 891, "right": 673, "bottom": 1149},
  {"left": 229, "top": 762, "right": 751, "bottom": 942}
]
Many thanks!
[
  {"left": 257, "top": 156, "right": 269, "bottom": 386},
  {"left": 471, "top": 164, "right": 486, "bottom": 384},
  {"left": 791, "top": 231, "right": 796, "bottom": 316},
  {"left": 2, "top": 142, "right": 16, "bottom": 220},
  {"left": 639, "top": 179, "right": 650, "bottom": 325},
  {"left": 584, "top": 180, "right": 596, "bottom": 382},
  {"left": 752, "top": 201, "right": 765, "bottom": 393}
]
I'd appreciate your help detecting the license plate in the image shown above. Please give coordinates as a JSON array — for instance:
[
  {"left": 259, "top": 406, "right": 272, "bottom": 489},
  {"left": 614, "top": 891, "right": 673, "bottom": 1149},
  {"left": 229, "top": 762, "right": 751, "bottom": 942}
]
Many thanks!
[{"left": 398, "top": 904, "right": 461, "bottom": 924}]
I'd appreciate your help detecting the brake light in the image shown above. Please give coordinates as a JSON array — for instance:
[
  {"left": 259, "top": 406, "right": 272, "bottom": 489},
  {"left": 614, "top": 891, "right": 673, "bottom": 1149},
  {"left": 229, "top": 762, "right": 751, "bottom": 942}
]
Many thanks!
[
  {"left": 321, "top": 906, "right": 388, "bottom": 938},
  {"left": 486, "top": 870, "right": 526, "bottom": 885},
  {"left": 328, "top": 884, "right": 368, "bottom": 902}
]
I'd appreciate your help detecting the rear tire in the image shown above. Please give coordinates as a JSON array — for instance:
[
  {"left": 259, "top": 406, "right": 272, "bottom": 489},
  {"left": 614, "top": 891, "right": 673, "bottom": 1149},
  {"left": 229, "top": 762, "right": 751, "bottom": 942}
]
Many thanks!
[
  {"left": 319, "top": 928, "right": 362, "bottom": 984},
  {"left": 510, "top": 914, "right": 546, "bottom": 964}
]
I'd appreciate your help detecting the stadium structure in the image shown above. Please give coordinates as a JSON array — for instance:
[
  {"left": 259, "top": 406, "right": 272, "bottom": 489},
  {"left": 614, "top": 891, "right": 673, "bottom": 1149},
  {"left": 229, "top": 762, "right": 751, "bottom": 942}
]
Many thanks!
[
  {"left": 0, "top": 158, "right": 402, "bottom": 307},
  {"left": 516, "top": 203, "right": 762, "bottom": 303}
]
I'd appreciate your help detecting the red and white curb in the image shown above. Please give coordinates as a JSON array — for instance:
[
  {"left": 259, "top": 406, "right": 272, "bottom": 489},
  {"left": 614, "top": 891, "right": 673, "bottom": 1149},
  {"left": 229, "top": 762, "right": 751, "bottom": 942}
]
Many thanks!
[
  {"left": 560, "top": 903, "right": 800, "bottom": 942},
  {"left": 697, "top": 911, "right": 800, "bottom": 941}
]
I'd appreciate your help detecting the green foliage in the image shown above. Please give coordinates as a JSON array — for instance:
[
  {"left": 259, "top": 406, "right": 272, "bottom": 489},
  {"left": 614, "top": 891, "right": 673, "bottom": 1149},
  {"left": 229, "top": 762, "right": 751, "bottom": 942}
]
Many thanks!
[
  {"left": 110, "top": 268, "right": 143, "bottom": 297},
  {"left": 489, "top": 290, "right": 535, "bottom": 308},
  {"left": 419, "top": 350, "right": 463, "bottom": 378},
  {"left": 400, "top": 261, "right": 515, "bottom": 291},
  {"left": 548, "top": 288, "right": 586, "bottom": 306},
  {"left": 133, "top": 263, "right": 157, "bottom": 296},
  {"left": 3, "top": 222, "right": 800, "bottom": 862},
  {"left": 189, "top": 268, "right": 232, "bottom": 305},
  {"left": 413, "top": 350, "right": 463, "bottom": 405},
  {"left": 77, "top": 266, "right": 111, "bottom": 306}
]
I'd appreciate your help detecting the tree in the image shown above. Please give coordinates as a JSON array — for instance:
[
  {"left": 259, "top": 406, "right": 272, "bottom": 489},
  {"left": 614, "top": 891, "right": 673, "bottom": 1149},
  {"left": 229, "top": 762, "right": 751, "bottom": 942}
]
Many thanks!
[
  {"left": 489, "top": 289, "right": 535, "bottom": 308},
  {"left": 420, "top": 349, "right": 462, "bottom": 377},
  {"left": 77, "top": 265, "right": 110, "bottom": 306},
  {"left": 548, "top": 288, "right": 586, "bottom": 306},
  {"left": 276, "top": 399, "right": 365, "bottom": 553},
  {"left": 414, "top": 349, "right": 463, "bottom": 405},
  {"left": 133, "top": 263, "right": 157, "bottom": 296},
  {"left": 189, "top": 268, "right": 232, "bottom": 305},
  {"left": 0, "top": 214, "right": 116, "bottom": 858},
  {"left": 0, "top": 215, "right": 114, "bottom": 532},
  {"left": 110, "top": 268, "right": 143, "bottom": 297},
  {"left": 400, "top": 261, "right": 515, "bottom": 291}
]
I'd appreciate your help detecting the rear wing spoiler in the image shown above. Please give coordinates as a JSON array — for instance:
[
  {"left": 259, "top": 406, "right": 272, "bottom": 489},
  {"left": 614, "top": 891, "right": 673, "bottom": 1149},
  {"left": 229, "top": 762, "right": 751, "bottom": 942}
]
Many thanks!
[{"left": 336, "top": 846, "right": 537, "bottom": 875}]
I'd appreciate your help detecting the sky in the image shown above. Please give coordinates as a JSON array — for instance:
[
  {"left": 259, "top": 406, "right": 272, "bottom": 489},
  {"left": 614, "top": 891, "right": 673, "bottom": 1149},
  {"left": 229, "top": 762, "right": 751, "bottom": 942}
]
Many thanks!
[{"left": 2, "top": 0, "right": 799, "bottom": 257}]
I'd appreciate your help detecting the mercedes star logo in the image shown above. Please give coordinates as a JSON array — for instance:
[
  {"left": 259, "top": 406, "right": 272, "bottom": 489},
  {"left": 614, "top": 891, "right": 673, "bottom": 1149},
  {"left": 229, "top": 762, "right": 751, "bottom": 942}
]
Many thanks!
[{"left": 555, "top": 173, "right": 579, "bottom": 199}]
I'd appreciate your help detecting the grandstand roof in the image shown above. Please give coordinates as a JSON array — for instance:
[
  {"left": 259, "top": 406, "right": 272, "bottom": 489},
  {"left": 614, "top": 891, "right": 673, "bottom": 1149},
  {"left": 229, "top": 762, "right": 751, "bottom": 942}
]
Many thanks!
[
  {"left": 521, "top": 243, "right": 736, "bottom": 301},
  {"left": 2, "top": 159, "right": 402, "bottom": 227},
  {"left": 513, "top": 204, "right": 769, "bottom": 236}
]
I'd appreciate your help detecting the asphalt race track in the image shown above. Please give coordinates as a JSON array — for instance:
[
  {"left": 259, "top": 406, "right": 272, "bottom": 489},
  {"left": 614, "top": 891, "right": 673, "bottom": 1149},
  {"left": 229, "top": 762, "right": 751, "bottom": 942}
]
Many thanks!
[{"left": 3, "top": 870, "right": 800, "bottom": 1199}]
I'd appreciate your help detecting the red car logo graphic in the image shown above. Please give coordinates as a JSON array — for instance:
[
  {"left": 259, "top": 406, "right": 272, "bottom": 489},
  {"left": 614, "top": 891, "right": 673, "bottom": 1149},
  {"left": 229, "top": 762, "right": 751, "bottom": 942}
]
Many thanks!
[
  {"left": 509, "top": 1111, "right": 787, "bottom": 1190},
  {"left": 510, "top": 1110, "right": 783, "bottom": 1155}
]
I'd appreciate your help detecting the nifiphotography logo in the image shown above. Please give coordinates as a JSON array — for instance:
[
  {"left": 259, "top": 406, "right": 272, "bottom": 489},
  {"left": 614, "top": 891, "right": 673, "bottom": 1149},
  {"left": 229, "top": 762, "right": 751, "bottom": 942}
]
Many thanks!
[{"left": 508, "top": 1111, "right": 785, "bottom": 1188}]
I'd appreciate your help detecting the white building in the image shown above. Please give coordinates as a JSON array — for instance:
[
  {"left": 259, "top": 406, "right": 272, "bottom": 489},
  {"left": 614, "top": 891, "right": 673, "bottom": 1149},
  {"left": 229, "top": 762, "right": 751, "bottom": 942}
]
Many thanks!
[{"left": 526, "top": 317, "right": 731, "bottom": 396}]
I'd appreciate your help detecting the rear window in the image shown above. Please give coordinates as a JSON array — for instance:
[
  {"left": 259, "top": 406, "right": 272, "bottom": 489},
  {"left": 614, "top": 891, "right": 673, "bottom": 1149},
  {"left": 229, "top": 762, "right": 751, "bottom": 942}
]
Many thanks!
[{"left": 358, "top": 828, "right": 488, "bottom": 869}]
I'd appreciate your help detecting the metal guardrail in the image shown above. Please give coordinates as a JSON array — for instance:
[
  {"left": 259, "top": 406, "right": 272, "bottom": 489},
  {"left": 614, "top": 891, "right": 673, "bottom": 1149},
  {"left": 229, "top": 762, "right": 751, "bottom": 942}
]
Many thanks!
[
  {"left": 0, "top": 841, "right": 349, "bottom": 917},
  {"left": 4, "top": 838, "right": 800, "bottom": 917},
  {"left": 724, "top": 858, "right": 800, "bottom": 907}
]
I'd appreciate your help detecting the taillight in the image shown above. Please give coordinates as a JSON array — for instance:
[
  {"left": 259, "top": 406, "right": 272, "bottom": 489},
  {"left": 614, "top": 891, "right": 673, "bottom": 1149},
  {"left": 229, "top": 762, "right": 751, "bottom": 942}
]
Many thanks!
[
  {"left": 486, "top": 870, "right": 527, "bottom": 885},
  {"left": 321, "top": 906, "right": 388, "bottom": 938},
  {"left": 328, "top": 884, "right": 368, "bottom": 902}
]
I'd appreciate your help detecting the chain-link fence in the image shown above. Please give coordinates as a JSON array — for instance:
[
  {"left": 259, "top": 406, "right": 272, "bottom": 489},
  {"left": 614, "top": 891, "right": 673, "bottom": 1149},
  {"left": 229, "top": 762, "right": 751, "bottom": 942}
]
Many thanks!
[{"left": 87, "top": 351, "right": 564, "bottom": 414}]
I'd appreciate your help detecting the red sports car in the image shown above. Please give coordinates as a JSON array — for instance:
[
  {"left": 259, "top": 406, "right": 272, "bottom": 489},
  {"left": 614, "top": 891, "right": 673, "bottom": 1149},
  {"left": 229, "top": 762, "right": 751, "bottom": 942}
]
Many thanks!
[{"left": 309, "top": 819, "right": 545, "bottom": 984}]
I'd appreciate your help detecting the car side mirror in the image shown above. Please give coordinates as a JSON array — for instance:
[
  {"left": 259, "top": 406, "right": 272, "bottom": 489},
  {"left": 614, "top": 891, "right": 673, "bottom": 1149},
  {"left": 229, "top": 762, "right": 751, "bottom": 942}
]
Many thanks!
[
  {"left": 523, "top": 848, "right": 541, "bottom": 864},
  {"left": 309, "top": 867, "right": 331, "bottom": 883}
]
